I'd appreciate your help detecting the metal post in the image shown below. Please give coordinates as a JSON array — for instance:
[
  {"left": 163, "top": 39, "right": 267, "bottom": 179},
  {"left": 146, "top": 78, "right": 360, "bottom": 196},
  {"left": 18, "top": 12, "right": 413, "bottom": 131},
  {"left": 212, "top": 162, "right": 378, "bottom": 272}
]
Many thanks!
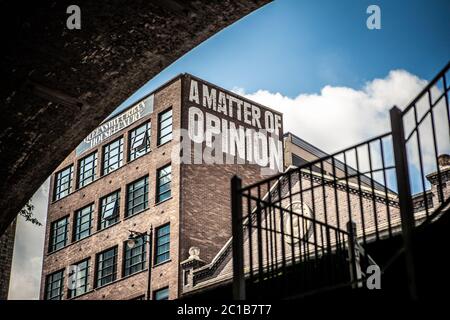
[
  {"left": 390, "top": 106, "right": 418, "bottom": 300},
  {"left": 347, "top": 221, "right": 362, "bottom": 288},
  {"left": 146, "top": 226, "right": 153, "bottom": 300},
  {"left": 231, "top": 175, "right": 246, "bottom": 300}
]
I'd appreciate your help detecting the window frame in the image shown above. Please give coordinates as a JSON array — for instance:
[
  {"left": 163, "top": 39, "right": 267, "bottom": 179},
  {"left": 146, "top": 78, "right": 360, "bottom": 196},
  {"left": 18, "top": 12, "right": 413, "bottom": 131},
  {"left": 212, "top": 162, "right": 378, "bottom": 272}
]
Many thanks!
[
  {"left": 77, "top": 151, "right": 98, "bottom": 188},
  {"left": 49, "top": 216, "right": 69, "bottom": 253},
  {"left": 73, "top": 204, "right": 93, "bottom": 242},
  {"left": 153, "top": 286, "right": 169, "bottom": 300},
  {"left": 45, "top": 269, "right": 65, "bottom": 300},
  {"left": 53, "top": 165, "right": 73, "bottom": 201},
  {"left": 123, "top": 235, "right": 147, "bottom": 277},
  {"left": 156, "top": 164, "right": 172, "bottom": 203},
  {"left": 95, "top": 246, "right": 118, "bottom": 288},
  {"left": 128, "top": 121, "right": 151, "bottom": 161},
  {"left": 102, "top": 137, "right": 124, "bottom": 175},
  {"left": 98, "top": 190, "right": 121, "bottom": 230},
  {"left": 68, "top": 258, "right": 90, "bottom": 298},
  {"left": 157, "top": 108, "right": 172, "bottom": 146},
  {"left": 126, "top": 176, "right": 149, "bottom": 217},
  {"left": 154, "top": 223, "right": 170, "bottom": 265}
]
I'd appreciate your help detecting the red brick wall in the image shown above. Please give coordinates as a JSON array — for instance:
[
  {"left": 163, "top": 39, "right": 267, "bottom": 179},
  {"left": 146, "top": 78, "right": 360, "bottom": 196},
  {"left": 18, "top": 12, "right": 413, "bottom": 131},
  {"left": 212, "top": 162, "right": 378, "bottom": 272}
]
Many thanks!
[{"left": 0, "top": 220, "right": 16, "bottom": 300}]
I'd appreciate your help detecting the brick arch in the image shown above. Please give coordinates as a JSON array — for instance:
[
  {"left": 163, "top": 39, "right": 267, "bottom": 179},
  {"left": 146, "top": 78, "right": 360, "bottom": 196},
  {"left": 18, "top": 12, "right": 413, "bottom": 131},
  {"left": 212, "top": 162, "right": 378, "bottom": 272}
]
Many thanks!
[{"left": 0, "top": 0, "right": 271, "bottom": 234}]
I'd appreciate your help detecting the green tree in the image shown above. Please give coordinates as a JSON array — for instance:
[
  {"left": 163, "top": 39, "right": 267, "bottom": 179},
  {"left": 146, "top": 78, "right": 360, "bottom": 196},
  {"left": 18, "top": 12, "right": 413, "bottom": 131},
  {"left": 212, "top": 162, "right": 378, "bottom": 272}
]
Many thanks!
[{"left": 19, "top": 200, "right": 42, "bottom": 226}]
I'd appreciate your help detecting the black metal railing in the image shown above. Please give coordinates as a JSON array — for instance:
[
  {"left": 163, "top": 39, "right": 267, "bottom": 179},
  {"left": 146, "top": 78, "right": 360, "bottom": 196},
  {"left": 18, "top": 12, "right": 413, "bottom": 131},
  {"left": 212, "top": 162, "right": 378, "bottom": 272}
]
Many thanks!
[
  {"left": 231, "top": 61, "right": 450, "bottom": 300},
  {"left": 231, "top": 131, "right": 397, "bottom": 299},
  {"left": 401, "top": 61, "right": 450, "bottom": 220}
]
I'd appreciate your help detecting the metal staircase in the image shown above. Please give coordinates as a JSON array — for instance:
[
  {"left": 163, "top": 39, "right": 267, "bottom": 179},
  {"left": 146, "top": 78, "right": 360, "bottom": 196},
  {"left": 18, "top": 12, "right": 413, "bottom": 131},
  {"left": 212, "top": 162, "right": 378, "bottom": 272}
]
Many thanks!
[{"left": 231, "top": 61, "right": 450, "bottom": 300}]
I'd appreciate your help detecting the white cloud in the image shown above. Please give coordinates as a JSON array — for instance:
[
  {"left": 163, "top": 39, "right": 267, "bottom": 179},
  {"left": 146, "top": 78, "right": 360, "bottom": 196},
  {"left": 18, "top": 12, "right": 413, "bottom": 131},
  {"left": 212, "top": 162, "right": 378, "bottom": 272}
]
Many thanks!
[
  {"left": 239, "top": 69, "right": 450, "bottom": 194},
  {"left": 238, "top": 70, "right": 428, "bottom": 154}
]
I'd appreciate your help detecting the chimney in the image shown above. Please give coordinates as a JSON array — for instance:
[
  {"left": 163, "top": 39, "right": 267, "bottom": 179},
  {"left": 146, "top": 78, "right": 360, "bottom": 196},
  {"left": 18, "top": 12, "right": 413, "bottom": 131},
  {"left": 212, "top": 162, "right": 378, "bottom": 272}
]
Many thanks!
[
  {"left": 437, "top": 154, "right": 450, "bottom": 169},
  {"left": 426, "top": 154, "right": 450, "bottom": 187},
  {"left": 180, "top": 246, "right": 205, "bottom": 291}
]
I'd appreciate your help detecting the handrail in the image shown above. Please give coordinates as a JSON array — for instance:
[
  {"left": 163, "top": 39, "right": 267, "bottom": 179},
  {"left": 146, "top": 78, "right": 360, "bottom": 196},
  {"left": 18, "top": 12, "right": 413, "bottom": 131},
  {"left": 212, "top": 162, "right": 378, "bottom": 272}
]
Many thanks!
[
  {"left": 240, "top": 131, "right": 392, "bottom": 192},
  {"left": 231, "top": 61, "right": 450, "bottom": 300},
  {"left": 401, "top": 61, "right": 450, "bottom": 115},
  {"left": 356, "top": 242, "right": 377, "bottom": 267}
]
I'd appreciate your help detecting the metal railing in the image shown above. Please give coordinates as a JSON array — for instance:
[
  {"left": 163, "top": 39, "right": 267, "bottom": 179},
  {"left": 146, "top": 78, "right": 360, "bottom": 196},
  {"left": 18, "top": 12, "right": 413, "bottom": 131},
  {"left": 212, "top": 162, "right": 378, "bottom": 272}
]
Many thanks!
[
  {"left": 402, "top": 61, "right": 450, "bottom": 221},
  {"left": 231, "top": 61, "right": 450, "bottom": 300}
]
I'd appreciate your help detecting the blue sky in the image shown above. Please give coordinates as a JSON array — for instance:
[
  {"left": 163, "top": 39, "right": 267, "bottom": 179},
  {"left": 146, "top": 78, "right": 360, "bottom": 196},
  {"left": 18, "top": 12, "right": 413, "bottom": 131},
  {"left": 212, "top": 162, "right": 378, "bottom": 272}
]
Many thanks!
[{"left": 113, "top": 0, "right": 450, "bottom": 116}]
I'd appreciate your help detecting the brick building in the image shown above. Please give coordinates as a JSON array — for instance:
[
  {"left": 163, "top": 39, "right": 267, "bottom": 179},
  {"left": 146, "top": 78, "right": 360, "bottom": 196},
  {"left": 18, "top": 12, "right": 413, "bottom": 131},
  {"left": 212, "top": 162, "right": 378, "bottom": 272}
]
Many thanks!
[
  {"left": 0, "top": 220, "right": 16, "bottom": 300},
  {"left": 39, "top": 74, "right": 283, "bottom": 300}
]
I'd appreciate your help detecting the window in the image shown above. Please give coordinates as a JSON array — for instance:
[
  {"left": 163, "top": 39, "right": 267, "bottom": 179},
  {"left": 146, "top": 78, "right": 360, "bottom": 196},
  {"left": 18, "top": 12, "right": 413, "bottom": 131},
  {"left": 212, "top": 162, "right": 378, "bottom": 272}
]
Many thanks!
[
  {"left": 99, "top": 190, "right": 120, "bottom": 230},
  {"left": 184, "top": 270, "right": 190, "bottom": 286},
  {"left": 78, "top": 152, "right": 97, "bottom": 188},
  {"left": 123, "top": 235, "right": 146, "bottom": 276},
  {"left": 68, "top": 259, "right": 90, "bottom": 298},
  {"left": 96, "top": 246, "right": 118, "bottom": 287},
  {"left": 49, "top": 216, "right": 69, "bottom": 253},
  {"left": 155, "top": 224, "right": 170, "bottom": 264},
  {"left": 54, "top": 165, "right": 73, "bottom": 200},
  {"left": 73, "top": 204, "right": 93, "bottom": 241},
  {"left": 102, "top": 137, "right": 124, "bottom": 175},
  {"left": 129, "top": 122, "right": 151, "bottom": 161},
  {"left": 45, "top": 269, "right": 64, "bottom": 300},
  {"left": 154, "top": 287, "right": 169, "bottom": 300},
  {"left": 126, "top": 176, "right": 148, "bottom": 217},
  {"left": 156, "top": 164, "right": 171, "bottom": 203},
  {"left": 158, "top": 108, "right": 172, "bottom": 145}
]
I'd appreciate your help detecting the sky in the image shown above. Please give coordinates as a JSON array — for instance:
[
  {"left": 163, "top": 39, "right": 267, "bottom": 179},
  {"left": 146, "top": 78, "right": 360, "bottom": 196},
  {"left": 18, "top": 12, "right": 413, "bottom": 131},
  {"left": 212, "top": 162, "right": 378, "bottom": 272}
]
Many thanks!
[
  {"left": 9, "top": 179, "right": 49, "bottom": 300},
  {"left": 112, "top": 0, "right": 450, "bottom": 116},
  {"left": 9, "top": 0, "right": 450, "bottom": 299}
]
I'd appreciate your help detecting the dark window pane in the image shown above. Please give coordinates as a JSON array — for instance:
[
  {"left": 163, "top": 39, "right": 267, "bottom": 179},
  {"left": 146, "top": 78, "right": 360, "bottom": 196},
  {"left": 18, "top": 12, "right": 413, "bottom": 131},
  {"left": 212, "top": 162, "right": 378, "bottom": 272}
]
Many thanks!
[
  {"left": 49, "top": 216, "right": 69, "bottom": 252},
  {"left": 73, "top": 204, "right": 93, "bottom": 241},
  {"left": 78, "top": 152, "right": 97, "bottom": 188},
  {"left": 99, "top": 191, "right": 120, "bottom": 230},
  {"left": 154, "top": 287, "right": 169, "bottom": 300},
  {"left": 129, "top": 122, "right": 151, "bottom": 161},
  {"left": 126, "top": 176, "right": 148, "bottom": 217},
  {"left": 155, "top": 224, "right": 170, "bottom": 264},
  {"left": 123, "top": 236, "right": 146, "bottom": 276},
  {"left": 102, "top": 138, "right": 124, "bottom": 175},
  {"left": 54, "top": 165, "right": 73, "bottom": 200},
  {"left": 68, "top": 259, "right": 90, "bottom": 298},
  {"left": 158, "top": 109, "right": 172, "bottom": 145},
  {"left": 96, "top": 247, "right": 118, "bottom": 287},
  {"left": 156, "top": 165, "right": 171, "bottom": 203},
  {"left": 45, "top": 270, "right": 64, "bottom": 300}
]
